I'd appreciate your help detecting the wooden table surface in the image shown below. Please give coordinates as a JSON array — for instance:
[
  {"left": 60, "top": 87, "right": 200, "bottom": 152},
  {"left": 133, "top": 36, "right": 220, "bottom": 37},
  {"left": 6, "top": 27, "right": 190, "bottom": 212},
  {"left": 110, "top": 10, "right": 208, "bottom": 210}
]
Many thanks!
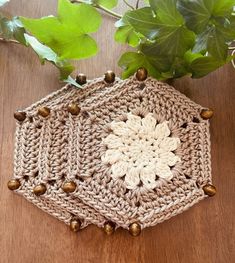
[{"left": 0, "top": 1, "right": 235, "bottom": 262}]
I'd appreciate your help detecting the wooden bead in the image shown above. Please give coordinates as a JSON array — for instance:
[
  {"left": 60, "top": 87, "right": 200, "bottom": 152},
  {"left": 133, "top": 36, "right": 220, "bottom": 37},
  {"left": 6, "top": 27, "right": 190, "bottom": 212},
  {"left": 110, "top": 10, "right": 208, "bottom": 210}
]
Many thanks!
[
  {"left": 200, "top": 109, "right": 213, "bottom": 120},
  {"left": 76, "top": 74, "right": 87, "bottom": 85},
  {"left": 38, "top": 107, "right": 50, "bottom": 118},
  {"left": 104, "top": 70, "right": 115, "bottom": 83},
  {"left": 70, "top": 218, "right": 81, "bottom": 232},
  {"left": 62, "top": 181, "right": 77, "bottom": 193},
  {"left": 136, "top": 68, "right": 148, "bottom": 81},
  {"left": 203, "top": 184, "right": 216, "bottom": 197},
  {"left": 14, "top": 111, "right": 26, "bottom": 122},
  {"left": 7, "top": 179, "right": 21, "bottom": 190},
  {"left": 33, "top": 184, "right": 47, "bottom": 196},
  {"left": 67, "top": 103, "right": 80, "bottom": 115},
  {"left": 103, "top": 221, "right": 115, "bottom": 235},
  {"left": 129, "top": 222, "right": 141, "bottom": 237}
]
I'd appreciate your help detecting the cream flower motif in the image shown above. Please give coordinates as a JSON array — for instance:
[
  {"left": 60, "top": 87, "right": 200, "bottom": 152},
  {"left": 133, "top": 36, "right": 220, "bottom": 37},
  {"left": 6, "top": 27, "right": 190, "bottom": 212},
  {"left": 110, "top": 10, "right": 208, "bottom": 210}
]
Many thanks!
[{"left": 101, "top": 113, "right": 181, "bottom": 190}]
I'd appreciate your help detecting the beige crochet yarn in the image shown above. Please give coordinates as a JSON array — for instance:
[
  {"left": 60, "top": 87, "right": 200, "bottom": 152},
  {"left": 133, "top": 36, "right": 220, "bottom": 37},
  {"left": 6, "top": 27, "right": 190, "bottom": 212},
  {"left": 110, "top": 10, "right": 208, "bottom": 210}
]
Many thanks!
[{"left": 10, "top": 73, "right": 215, "bottom": 234}]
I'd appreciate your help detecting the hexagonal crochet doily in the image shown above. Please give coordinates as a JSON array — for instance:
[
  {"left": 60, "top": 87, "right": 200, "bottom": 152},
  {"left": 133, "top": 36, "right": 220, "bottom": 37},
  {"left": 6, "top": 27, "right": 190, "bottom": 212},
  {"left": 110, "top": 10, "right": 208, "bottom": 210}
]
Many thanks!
[{"left": 11, "top": 75, "right": 213, "bottom": 233}]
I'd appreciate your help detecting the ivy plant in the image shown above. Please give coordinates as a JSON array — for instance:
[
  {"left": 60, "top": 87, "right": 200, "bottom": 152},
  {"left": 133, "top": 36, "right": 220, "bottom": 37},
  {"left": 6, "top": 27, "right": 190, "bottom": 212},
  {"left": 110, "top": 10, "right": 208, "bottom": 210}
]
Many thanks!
[{"left": 0, "top": 0, "right": 235, "bottom": 87}]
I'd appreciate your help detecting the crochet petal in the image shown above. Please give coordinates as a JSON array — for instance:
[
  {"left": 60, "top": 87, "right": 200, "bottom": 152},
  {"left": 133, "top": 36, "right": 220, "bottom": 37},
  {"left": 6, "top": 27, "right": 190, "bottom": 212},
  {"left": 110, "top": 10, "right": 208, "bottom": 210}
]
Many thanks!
[
  {"left": 101, "top": 149, "right": 123, "bottom": 164},
  {"left": 154, "top": 121, "right": 171, "bottom": 139},
  {"left": 110, "top": 121, "right": 130, "bottom": 136},
  {"left": 141, "top": 113, "right": 156, "bottom": 133},
  {"left": 159, "top": 152, "right": 181, "bottom": 166},
  {"left": 155, "top": 162, "right": 173, "bottom": 180},
  {"left": 111, "top": 161, "right": 129, "bottom": 179},
  {"left": 159, "top": 137, "right": 180, "bottom": 152},
  {"left": 126, "top": 113, "right": 142, "bottom": 132},
  {"left": 102, "top": 134, "right": 123, "bottom": 149},
  {"left": 125, "top": 167, "right": 140, "bottom": 189},
  {"left": 140, "top": 165, "right": 157, "bottom": 189}
]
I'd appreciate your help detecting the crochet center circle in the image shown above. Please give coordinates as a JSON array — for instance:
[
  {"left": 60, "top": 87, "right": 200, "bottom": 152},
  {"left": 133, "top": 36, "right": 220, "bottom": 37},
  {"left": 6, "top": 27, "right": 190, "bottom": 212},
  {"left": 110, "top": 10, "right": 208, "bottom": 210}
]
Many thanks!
[
  {"left": 12, "top": 76, "right": 212, "bottom": 230},
  {"left": 102, "top": 113, "right": 181, "bottom": 190}
]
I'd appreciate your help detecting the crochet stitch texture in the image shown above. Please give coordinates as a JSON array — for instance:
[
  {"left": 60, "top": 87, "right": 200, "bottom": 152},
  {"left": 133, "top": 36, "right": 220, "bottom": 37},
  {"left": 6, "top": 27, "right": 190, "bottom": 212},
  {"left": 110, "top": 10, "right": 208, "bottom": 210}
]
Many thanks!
[{"left": 12, "top": 75, "right": 212, "bottom": 231}]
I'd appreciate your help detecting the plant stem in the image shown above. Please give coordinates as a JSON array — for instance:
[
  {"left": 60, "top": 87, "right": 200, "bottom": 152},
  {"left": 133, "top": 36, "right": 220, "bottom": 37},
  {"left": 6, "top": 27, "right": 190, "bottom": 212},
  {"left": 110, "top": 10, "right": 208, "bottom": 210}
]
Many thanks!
[
  {"left": 123, "top": 0, "right": 135, "bottom": 10},
  {"left": 135, "top": 0, "right": 140, "bottom": 9},
  {"left": 71, "top": 0, "right": 122, "bottom": 19},
  {"left": 0, "top": 37, "right": 20, "bottom": 44}
]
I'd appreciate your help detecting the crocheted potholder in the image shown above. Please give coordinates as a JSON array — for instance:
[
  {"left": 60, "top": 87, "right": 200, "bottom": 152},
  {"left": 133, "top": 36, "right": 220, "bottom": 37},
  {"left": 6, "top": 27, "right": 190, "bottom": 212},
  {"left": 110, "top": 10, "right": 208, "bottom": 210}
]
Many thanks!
[{"left": 9, "top": 71, "right": 216, "bottom": 236}]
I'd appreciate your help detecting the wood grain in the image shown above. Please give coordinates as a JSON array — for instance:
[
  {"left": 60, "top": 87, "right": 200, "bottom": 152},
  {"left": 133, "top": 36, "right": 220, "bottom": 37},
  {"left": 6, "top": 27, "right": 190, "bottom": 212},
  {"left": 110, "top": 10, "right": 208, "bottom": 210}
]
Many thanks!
[{"left": 0, "top": 1, "right": 235, "bottom": 262}]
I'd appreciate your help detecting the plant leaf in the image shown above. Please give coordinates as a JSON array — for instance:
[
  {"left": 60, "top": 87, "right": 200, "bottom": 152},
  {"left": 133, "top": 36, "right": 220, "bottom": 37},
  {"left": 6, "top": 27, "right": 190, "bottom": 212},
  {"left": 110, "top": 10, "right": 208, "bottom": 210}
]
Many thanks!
[
  {"left": 207, "top": 28, "right": 228, "bottom": 60},
  {"left": 190, "top": 56, "right": 226, "bottom": 78},
  {"left": 118, "top": 51, "right": 162, "bottom": 79},
  {"left": 114, "top": 26, "right": 140, "bottom": 47},
  {"left": 217, "top": 16, "right": 235, "bottom": 41},
  {"left": 115, "top": 15, "right": 144, "bottom": 47},
  {"left": 0, "top": 0, "right": 9, "bottom": 7},
  {"left": 84, "top": 0, "right": 118, "bottom": 9},
  {"left": 63, "top": 75, "right": 81, "bottom": 88},
  {"left": 6, "top": 17, "right": 27, "bottom": 45},
  {"left": 212, "top": 0, "right": 235, "bottom": 17},
  {"left": 141, "top": 1, "right": 195, "bottom": 57},
  {"left": 121, "top": 7, "right": 159, "bottom": 40},
  {"left": 0, "top": 15, "right": 27, "bottom": 45},
  {"left": 141, "top": 26, "right": 195, "bottom": 57},
  {"left": 177, "top": 0, "right": 235, "bottom": 34},
  {"left": 24, "top": 34, "right": 75, "bottom": 81},
  {"left": 20, "top": 0, "right": 102, "bottom": 60},
  {"left": 177, "top": 0, "right": 213, "bottom": 34},
  {"left": 150, "top": 0, "right": 184, "bottom": 24}
]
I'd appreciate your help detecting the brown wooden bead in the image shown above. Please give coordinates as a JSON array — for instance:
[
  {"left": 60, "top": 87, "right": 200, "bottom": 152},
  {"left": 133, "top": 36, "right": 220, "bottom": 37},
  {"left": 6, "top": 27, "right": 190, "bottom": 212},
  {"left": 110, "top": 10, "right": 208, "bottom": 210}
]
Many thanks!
[
  {"left": 38, "top": 107, "right": 50, "bottom": 118},
  {"left": 136, "top": 67, "right": 148, "bottom": 81},
  {"left": 67, "top": 103, "right": 80, "bottom": 115},
  {"left": 103, "top": 221, "right": 115, "bottom": 235},
  {"left": 62, "top": 181, "right": 77, "bottom": 193},
  {"left": 14, "top": 111, "right": 26, "bottom": 122},
  {"left": 129, "top": 222, "right": 141, "bottom": 237},
  {"left": 104, "top": 70, "right": 115, "bottom": 83},
  {"left": 76, "top": 74, "right": 87, "bottom": 85},
  {"left": 200, "top": 109, "right": 213, "bottom": 120},
  {"left": 70, "top": 218, "right": 81, "bottom": 232},
  {"left": 203, "top": 184, "right": 216, "bottom": 197},
  {"left": 33, "top": 184, "right": 47, "bottom": 196},
  {"left": 7, "top": 179, "right": 21, "bottom": 190}
]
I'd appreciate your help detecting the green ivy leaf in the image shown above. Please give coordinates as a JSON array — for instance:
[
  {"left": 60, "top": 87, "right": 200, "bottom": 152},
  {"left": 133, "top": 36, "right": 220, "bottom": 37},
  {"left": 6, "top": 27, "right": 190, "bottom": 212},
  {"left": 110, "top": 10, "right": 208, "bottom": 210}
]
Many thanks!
[
  {"left": 212, "top": 0, "right": 235, "bottom": 17},
  {"left": 20, "top": 0, "right": 102, "bottom": 60},
  {"left": 6, "top": 17, "right": 27, "bottom": 45},
  {"left": 217, "top": 16, "right": 235, "bottom": 41},
  {"left": 0, "top": 15, "right": 27, "bottom": 45},
  {"left": 193, "top": 26, "right": 229, "bottom": 60},
  {"left": 0, "top": 15, "right": 11, "bottom": 38},
  {"left": 120, "top": 7, "right": 159, "bottom": 40},
  {"left": 114, "top": 26, "right": 140, "bottom": 47},
  {"left": 178, "top": 1, "right": 235, "bottom": 61},
  {"left": 177, "top": 0, "right": 235, "bottom": 33},
  {"left": 115, "top": 15, "right": 143, "bottom": 47},
  {"left": 63, "top": 75, "right": 82, "bottom": 88},
  {"left": 118, "top": 51, "right": 162, "bottom": 79},
  {"left": 24, "top": 34, "right": 75, "bottom": 82},
  {"left": 190, "top": 56, "right": 226, "bottom": 78},
  {"left": 150, "top": 0, "right": 184, "bottom": 25},
  {"left": 141, "top": 1, "right": 195, "bottom": 57},
  {"left": 141, "top": 27, "right": 194, "bottom": 58},
  {"left": 207, "top": 28, "right": 228, "bottom": 61},
  {"left": 84, "top": 0, "right": 118, "bottom": 9},
  {"left": 0, "top": 0, "right": 9, "bottom": 7}
]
